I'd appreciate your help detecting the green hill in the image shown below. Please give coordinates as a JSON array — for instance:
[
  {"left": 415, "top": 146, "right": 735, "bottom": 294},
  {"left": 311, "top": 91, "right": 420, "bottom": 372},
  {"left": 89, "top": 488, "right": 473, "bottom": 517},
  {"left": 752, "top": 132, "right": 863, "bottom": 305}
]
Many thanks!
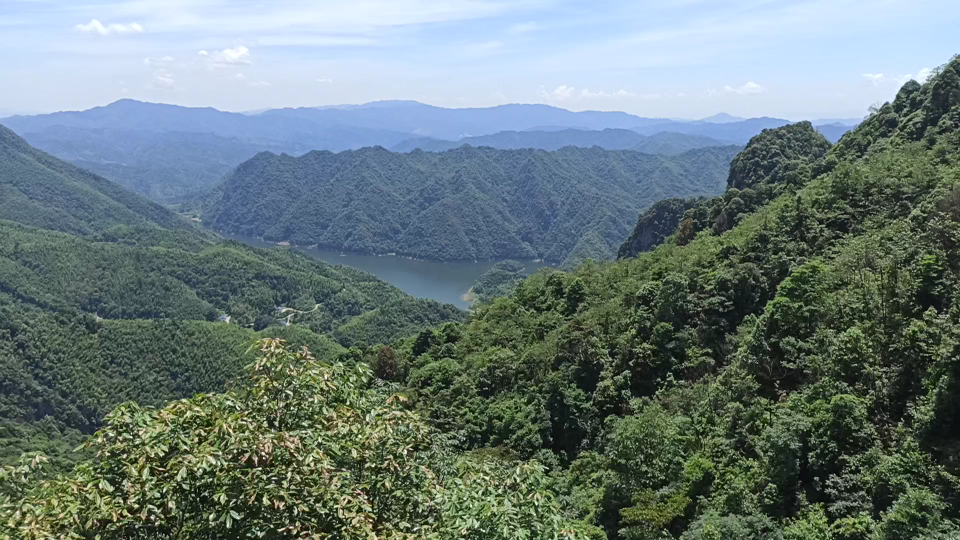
[
  {"left": 203, "top": 145, "right": 740, "bottom": 265},
  {"left": 0, "top": 131, "right": 465, "bottom": 469},
  {"left": 0, "top": 124, "right": 187, "bottom": 234},
  {"left": 378, "top": 56, "right": 960, "bottom": 538},
  {"left": 619, "top": 122, "right": 833, "bottom": 259}
]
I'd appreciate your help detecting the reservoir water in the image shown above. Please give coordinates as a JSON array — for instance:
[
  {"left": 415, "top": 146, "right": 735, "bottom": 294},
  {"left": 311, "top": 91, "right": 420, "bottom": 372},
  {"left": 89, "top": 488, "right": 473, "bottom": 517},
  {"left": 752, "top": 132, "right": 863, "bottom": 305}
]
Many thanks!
[{"left": 221, "top": 233, "right": 553, "bottom": 309}]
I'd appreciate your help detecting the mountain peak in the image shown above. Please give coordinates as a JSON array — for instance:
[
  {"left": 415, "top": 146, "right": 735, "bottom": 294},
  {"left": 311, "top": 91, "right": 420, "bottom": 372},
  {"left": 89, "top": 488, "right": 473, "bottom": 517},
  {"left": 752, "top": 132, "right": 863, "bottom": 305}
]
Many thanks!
[{"left": 700, "top": 113, "right": 746, "bottom": 124}]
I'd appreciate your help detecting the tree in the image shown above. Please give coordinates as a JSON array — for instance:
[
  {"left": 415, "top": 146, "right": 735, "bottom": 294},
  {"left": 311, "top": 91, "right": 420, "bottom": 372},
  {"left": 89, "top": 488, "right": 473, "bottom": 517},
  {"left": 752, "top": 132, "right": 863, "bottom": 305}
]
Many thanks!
[{"left": 1, "top": 339, "right": 588, "bottom": 540}]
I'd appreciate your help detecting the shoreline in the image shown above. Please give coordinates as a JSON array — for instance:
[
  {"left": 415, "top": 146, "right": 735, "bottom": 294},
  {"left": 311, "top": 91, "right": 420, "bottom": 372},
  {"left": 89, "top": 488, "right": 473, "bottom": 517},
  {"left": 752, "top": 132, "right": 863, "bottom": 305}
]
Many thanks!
[{"left": 216, "top": 229, "right": 555, "bottom": 266}]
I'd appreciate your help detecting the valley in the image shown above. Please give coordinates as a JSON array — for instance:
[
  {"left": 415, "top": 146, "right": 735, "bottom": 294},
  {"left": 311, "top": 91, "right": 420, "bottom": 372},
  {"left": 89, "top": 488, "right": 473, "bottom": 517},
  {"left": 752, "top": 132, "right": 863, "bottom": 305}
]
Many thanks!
[
  {"left": 222, "top": 232, "right": 553, "bottom": 308},
  {"left": 1, "top": 11, "right": 957, "bottom": 534}
]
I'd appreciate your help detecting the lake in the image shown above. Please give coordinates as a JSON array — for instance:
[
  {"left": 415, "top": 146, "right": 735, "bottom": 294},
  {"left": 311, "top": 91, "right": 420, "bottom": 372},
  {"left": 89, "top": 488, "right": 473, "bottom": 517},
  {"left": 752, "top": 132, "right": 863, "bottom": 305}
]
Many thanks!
[{"left": 221, "top": 233, "right": 553, "bottom": 309}]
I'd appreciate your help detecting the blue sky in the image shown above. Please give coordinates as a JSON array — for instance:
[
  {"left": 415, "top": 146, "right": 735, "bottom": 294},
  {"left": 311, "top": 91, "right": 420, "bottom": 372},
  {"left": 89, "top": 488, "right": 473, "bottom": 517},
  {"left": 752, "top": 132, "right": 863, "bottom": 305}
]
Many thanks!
[{"left": 1, "top": 0, "right": 958, "bottom": 119}]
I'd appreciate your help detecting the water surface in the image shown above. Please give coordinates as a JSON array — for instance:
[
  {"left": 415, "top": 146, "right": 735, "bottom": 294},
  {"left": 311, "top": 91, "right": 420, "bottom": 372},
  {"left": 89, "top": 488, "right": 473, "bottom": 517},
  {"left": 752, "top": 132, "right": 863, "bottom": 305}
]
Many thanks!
[{"left": 221, "top": 232, "right": 551, "bottom": 308}]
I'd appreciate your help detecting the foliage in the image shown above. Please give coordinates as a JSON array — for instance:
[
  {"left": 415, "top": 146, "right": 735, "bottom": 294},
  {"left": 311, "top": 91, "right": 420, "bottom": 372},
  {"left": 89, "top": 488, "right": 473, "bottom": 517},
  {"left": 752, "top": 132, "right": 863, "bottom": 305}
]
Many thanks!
[
  {"left": 469, "top": 260, "right": 530, "bottom": 303},
  {"left": 382, "top": 56, "right": 960, "bottom": 538},
  {"left": 0, "top": 340, "right": 589, "bottom": 540},
  {"left": 619, "top": 121, "right": 832, "bottom": 258},
  {"left": 0, "top": 132, "right": 463, "bottom": 471},
  {"left": 203, "top": 145, "right": 740, "bottom": 263},
  {"left": 0, "top": 124, "right": 188, "bottom": 234}
]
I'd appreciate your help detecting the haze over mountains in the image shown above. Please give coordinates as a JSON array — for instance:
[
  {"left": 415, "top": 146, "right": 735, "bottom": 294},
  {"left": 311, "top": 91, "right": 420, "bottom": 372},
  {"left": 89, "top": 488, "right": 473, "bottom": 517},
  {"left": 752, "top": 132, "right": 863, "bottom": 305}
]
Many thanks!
[{"left": 2, "top": 99, "right": 858, "bottom": 203}]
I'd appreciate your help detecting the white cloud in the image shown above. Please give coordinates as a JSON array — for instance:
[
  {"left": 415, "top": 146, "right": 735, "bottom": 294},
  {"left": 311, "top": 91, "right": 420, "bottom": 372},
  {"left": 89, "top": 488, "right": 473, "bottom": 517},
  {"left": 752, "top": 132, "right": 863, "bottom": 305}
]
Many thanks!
[
  {"left": 508, "top": 22, "right": 539, "bottom": 35},
  {"left": 150, "top": 70, "right": 175, "bottom": 90},
  {"left": 75, "top": 19, "right": 144, "bottom": 36},
  {"left": 725, "top": 82, "right": 767, "bottom": 95},
  {"left": 204, "top": 46, "right": 251, "bottom": 67},
  {"left": 864, "top": 68, "right": 933, "bottom": 87},
  {"left": 580, "top": 88, "right": 638, "bottom": 99},
  {"left": 143, "top": 55, "right": 174, "bottom": 66},
  {"left": 539, "top": 85, "right": 576, "bottom": 101},
  {"left": 229, "top": 73, "right": 246, "bottom": 81},
  {"left": 248, "top": 80, "right": 272, "bottom": 87},
  {"left": 316, "top": 77, "right": 334, "bottom": 83},
  {"left": 703, "top": 82, "right": 768, "bottom": 97}
]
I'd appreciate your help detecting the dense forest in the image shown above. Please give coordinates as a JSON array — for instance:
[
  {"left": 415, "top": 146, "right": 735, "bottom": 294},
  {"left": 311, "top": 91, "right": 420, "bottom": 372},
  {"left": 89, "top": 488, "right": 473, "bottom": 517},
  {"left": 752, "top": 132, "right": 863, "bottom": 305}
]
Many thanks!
[
  {"left": 203, "top": 145, "right": 740, "bottom": 265},
  {"left": 619, "top": 122, "right": 834, "bottom": 259},
  {"left": 365, "top": 57, "right": 960, "bottom": 538},
  {"left": 467, "top": 260, "right": 530, "bottom": 303},
  {"left": 3, "top": 54, "right": 958, "bottom": 539},
  {"left": 0, "top": 124, "right": 187, "bottom": 234},
  {"left": 0, "top": 129, "right": 463, "bottom": 471}
]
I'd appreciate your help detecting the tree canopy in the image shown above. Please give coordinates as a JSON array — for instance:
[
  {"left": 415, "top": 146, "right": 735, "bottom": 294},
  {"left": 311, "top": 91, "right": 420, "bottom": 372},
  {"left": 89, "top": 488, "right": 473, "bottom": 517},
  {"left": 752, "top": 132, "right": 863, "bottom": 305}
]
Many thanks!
[
  {"left": 1, "top": 339, "right": 591, "bottom": 540},
  {"left": 203, "top": 145, "right": 739, "bottom": 264}
]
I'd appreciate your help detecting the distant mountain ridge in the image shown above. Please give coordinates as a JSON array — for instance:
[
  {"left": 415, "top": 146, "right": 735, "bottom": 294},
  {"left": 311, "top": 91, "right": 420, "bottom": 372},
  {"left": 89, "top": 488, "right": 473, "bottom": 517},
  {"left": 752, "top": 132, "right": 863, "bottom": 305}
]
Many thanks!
[
  {"left": 391, "top": 128, "right": 735, "bottom": 155},
  {"left": 3, "top": 100, "right": 858, "bottom": 203}
]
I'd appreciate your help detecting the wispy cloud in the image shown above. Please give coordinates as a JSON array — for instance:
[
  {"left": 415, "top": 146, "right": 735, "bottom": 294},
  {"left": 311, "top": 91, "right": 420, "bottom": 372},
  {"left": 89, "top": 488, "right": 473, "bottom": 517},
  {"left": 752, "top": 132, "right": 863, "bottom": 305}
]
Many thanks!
[
  {"left": 539, "top": 84, "right": 576, "bottom": 101},
  {"left": 150, "top": 70, "right": 175, "bottom": 90},
  {"left": 143, "top": 55, "right": 174, "bottom": 66},
  {"left": 467, "top": 40, "right": 504, "bottom": 57},
  {"left": 580, "top": 88, "right": 637, "bottom": 99},
  {"left": 508, "top": 22, "right": 539, "bottom": 35},
  {"left": 863, "top": 67, "right": 933, "bottom": 87},
  {"left": 724, "top": 82, "right": 767, "bottom": 95},
  {"left": 316, "top": 76, "right": 334, "bottom": 83},
  {"left": 75, "top": 19, "right": 144, "bottom": 36},
  {"left": 204, "top": 45, "right": 251, "bottom": 67},
  {"left": 702, "top": 82, "right": 768, "bottom": 97}
]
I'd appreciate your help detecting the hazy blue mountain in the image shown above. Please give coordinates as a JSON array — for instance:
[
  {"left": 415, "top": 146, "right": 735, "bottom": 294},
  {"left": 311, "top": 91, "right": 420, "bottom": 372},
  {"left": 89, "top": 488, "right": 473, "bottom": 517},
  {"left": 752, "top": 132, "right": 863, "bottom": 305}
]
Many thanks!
[
  {"left": 699, "top": 112, "right": 746, "bottom": 123},
  {"left": 4, "top": 99, "right": 855, "bottom": 204},
  {"left": 258, "top": 102, "right": 672, "bottom": 140},
  {"left": 631, "top": 131, "right": 737, "bottom": 154},
  {"left": 810, "top": 117, "right": 863, "bottom": 126},
  {"left": 4, "top": 101, "right": 417, "bottom": 202},
  {"left": 814, "top": 122, "right": 857, "bottom": 143},
  {"left": 392, "top": 129, "right": 733, "bottom": 155},
  {"left": 633, "top": 117, "right": 793, "bottom": 143}
]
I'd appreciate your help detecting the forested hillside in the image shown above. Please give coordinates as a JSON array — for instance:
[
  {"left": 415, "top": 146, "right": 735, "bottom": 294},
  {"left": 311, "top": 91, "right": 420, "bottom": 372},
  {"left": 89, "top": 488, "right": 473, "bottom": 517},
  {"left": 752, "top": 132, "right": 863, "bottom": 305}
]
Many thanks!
[
  {"left": 0, "top": 132, "right": 464, "bottom": 471},
  {"left": 204, "top": 145, "right": 740, "bottom": 264},
  {"left": 392, "top": 129, "right": 733, "bottom": 155},
  {"left": 17, "top": 127, "right": 310, "bottom": 203},
  {"left": 619, "top": 121, "right": 834, "bottom": 258},
  {"left": 3, "top": 51, "right": 954, "bottom": 540},
  {"left": 0, "top": 124, "right": 186, "bottom": 234},
  {"left": 366, "top": 57, "right": 960, "bottom": 538}
]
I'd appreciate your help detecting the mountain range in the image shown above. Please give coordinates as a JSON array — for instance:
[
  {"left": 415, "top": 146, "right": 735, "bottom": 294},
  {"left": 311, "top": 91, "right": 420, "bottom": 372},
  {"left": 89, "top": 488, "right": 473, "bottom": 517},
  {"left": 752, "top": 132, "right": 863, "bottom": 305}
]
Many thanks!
[
  {"left": 3, "top": 100, "right": 857, "bottom": 203},
  {"left": 391, "top": 128, "right": 734, "bottom": 155},
  {"left": 202, "top": 145, "right": 742, "bottom": 265},
  {"left": 0, "top": 125, "right": 464, "bottom": 466}
]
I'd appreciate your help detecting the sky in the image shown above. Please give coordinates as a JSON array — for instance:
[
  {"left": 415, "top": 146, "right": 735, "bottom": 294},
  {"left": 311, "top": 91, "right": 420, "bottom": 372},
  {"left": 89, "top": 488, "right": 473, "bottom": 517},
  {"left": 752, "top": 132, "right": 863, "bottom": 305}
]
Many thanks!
[{"left": 1, "top": 0, "right": 959, "bottom": 120}]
